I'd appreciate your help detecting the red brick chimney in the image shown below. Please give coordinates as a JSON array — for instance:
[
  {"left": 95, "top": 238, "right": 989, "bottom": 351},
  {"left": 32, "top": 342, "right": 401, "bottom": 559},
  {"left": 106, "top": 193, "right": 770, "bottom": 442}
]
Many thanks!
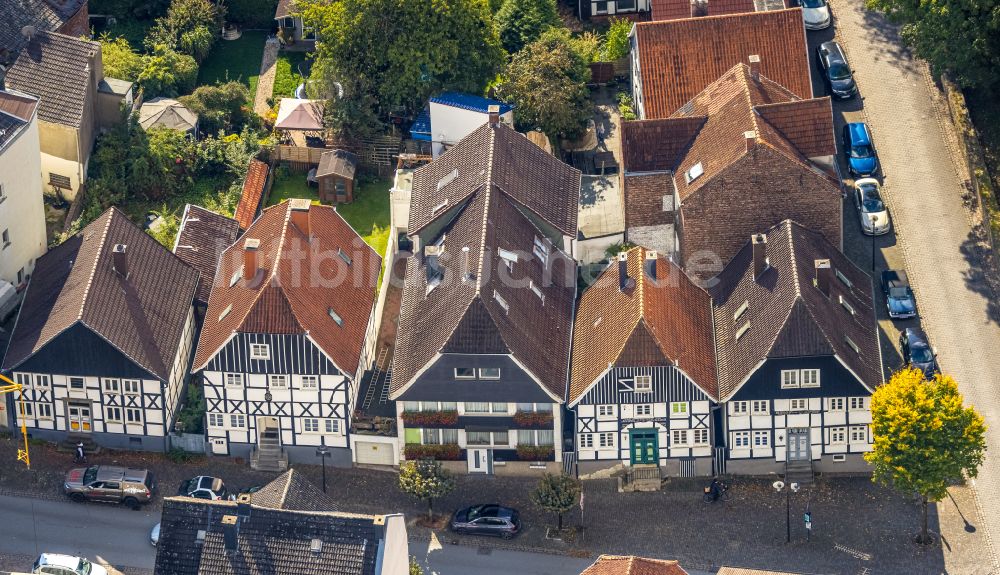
[
  {"left": 744, "top": 130, "right": 756, "bottom": 153},
  {"left": 748, "top": 54, "right": 761, "bottom": 81},
  {"left": 488, "top": 104, "right": 500, "bottom": 126},
  {"left": 243, "top": 238, "right": 260, "bottom": 282},
  {"left": 289, "top": 198, "right": 311, "bottom": 238}
]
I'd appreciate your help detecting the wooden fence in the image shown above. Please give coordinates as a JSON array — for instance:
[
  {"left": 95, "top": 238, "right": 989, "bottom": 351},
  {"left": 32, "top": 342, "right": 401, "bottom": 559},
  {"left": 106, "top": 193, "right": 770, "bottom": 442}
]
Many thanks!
[
  {"left": 273, "top": 144, "right": 326, "bottom": 165},
  {"left": 272, "top": 135, "right": 403, "bottom": 177}
]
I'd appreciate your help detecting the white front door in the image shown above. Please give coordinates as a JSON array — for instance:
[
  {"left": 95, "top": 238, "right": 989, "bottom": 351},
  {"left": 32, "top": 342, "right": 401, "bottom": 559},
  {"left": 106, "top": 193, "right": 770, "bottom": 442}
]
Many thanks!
[
  {"left": 210, "top": 437, "right": 228, "bottom": 455},
  {"left": 467, "top": 448, "right": 492, "bottom": 474},
  {"left": 67, "top": 403, "right": 92, "bottom": 433},
  {"left": 787, "top": 428, "right": 810, "bottom": 461}
]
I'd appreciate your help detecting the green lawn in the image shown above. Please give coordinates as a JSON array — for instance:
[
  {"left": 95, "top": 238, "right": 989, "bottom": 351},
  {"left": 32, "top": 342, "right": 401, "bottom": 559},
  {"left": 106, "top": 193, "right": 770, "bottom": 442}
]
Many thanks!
[
  {"left": 267, "top": 169, "right": 319, "bottom": 206},
  {"left": 197, "top": 31, "right": 269, "bottom": 97},
  {"left": 272, "top": 52, "right": 309, "bottom": 99},
  {"left": 120, "top": 174, "right": 241, "bottom": 247}
]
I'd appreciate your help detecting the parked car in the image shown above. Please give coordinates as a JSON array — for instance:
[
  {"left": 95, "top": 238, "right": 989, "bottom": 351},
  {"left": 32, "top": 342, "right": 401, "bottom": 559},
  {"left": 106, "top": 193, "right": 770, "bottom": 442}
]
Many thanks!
[
  {"left": 63, "top": 465, "right": 155, "bottom": 508},
  {"left": 899, "top": 328, "right": 939, "bottom": 376},
  {"left": 881, "top": 270, "right": 917, "bottom": 319},
  {"left": 816, "top": 41, "right": 857, "bottom": 99},
  {"left": 853, "top": 178, "right": 891, "bottom": 235},
  {"left": 32, "top": 553, "right": 108, "bottom": 575},
  {"left": 150, "top": 522, "right": 160, "bottom": 547},
  {"left": 178, "top": 476, "right": 230, "bottom": 500},
  {"left": 799, "top": 0, "right": 832, "bottom": 29},
  {"left": 450, "top": 504, "right": 521, "bottom": 539},
  {"left": 843, "top": 123, "right": 879, "bottom": 177}
]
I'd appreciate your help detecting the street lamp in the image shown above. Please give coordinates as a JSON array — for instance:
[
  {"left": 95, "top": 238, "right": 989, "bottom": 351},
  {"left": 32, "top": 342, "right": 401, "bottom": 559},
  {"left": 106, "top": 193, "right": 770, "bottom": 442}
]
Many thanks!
[
  {"left": 316, "top": 437, "right": 331, "bottom": 493},
  {"left": 870, "top": 214, "right": 879, "bottom": 273},
  {"left": 773, "top": 480, "right": 800, "bottom": 543}
]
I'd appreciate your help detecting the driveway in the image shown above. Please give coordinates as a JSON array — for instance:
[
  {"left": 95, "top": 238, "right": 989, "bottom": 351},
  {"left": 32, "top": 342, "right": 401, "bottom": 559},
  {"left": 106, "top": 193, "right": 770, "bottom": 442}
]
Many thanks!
[{"left": 814, "top": 0, "right": 1000, "bottom": 570}]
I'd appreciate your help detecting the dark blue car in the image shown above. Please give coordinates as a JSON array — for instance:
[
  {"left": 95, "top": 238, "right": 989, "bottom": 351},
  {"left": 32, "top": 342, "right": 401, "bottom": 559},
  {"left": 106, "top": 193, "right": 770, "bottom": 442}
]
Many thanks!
[
  {"left": 842, "top": 122, "right": 878, "bottom": 177},
  {"left": 881, "top": 270, "right": 916, "bottom": 319},
  {"left": 899, "top": 328, "right": 939, "bottom": 377}
]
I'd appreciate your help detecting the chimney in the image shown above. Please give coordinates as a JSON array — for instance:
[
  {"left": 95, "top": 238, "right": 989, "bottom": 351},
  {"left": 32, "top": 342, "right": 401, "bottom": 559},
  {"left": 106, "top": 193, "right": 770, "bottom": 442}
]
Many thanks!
[
  {"left": 236, "top": 493, "right": 252, "bottom": 521},
  {"left": 815, "top": 259, "right": 832, "bottom": 297},
  {"left": 644, "top": 250, "right": 658, "bottom": 279},
  {"left": 462, "top": 245, "right": 474, "bottom": 282},
  {"left": 752, "top": 234, "right": 768, "bottom": 280},
  {"left": 243, "top": 238, "right": 260, "bottom": 282},
  {"left": 748, "top": 54, "right": 761, "bottom": 81},
  {"left": 618, "top": 252, "right": 636, "bottom": 292},
  {"left": 195, "top": 530, "right": 206, "bottom": 547},
  {"left": 692, "top": 0, "right": 708, "bottom": 17},
  {"left": 310, "top": 538, "right": 323, "bottom": 556},
  {"left": 744, "top": 130, "right": 756, "bottom": 153},
  {"left": 487, "top": 104, "right": 500, "bottom": 126},
  {"left": 222, "top": 515, "right": 240, "bottom": 553},
  {"left": 112, "top": 244, "right": 128, "bottom": 278},
  {"left": 289, "top": 198, "right": 311, "bottom": 238}
]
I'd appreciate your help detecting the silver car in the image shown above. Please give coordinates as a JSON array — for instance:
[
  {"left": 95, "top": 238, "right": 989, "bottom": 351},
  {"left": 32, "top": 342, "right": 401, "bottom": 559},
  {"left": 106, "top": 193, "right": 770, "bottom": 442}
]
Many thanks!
[
  {"left": 801, "top": 0, "right": 832, "bottom": 29},
  {"left": 853, "top": 178, "right": 891, "bottom": 235}
]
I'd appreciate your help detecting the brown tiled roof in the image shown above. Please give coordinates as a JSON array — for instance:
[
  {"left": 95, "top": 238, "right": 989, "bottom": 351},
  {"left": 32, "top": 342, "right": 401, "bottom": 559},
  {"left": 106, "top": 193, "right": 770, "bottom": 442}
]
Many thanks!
[
  {"left": 569, "top": 248, "right": 717, "bottom": 403},
  {"left": 235, "top": 159, "right": 269, "bottom": 230},
  {"left": 633, "top": 9, "right": 811, "bottom": 119},
  {"left": 192, "top": 201, "right": 380, "bottom": 376},
  {"left": 391, "top": 130, "right": 579, "bottom": 398},
  {"left": 0, "top": 89, "right": 38, "bottom": 150},
  {"left": 709, "top": 0, "right": 759, "bottom": 15},
  {"left": 275, "top": 0, "right": 294, "bottom": 18},
  {"left": 249, "top": 469, "right": 339, "bottom": 512},
  {"left": 0, "top": 0, "right": 83, "bottom": 62},
  {"left": 2, "top": 207, "right": 200, "bottom": 380},
  {"left": 408, "top": 123, "right": 580, "bottom": 236},
  {"left": 316, "top": 149, "right": 357, "bottom": 179},
  {"left": 717, "top": 569, "right": 802, "bottom": 575},
  {"left": 580, "top": 555, "right": 689, "bottom": 575},
  {"left": 621, "top": 117, "right": 705, "bottom": 172},
  {"left": 755, "top": 99, "right": 836, "bottom": 157},
  {"left": 5, "top": 31, "right": 98, "bottom": 128},
  {"left": 652, "top": 0, "right": 775, "bottom": 20},
  {"left": 173, "top": 205, "right": 240, "bottom": 304},
  {"left": 651, "top": 0, "right": 695, "bottom": 20},
  {"left": 709, "top": 220, "right": 882, "bottom": 400}
]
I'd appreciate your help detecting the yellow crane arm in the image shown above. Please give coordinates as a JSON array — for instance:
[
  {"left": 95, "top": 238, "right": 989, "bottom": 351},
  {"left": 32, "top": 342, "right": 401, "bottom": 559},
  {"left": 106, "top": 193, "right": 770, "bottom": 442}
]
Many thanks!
[{"left": 0, "top": 373, "right": 30, "bottom": 469}]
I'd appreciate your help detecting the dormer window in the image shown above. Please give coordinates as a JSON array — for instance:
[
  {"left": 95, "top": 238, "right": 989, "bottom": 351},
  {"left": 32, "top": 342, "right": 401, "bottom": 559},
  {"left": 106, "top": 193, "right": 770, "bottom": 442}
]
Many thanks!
[{"left": 684, "top": 162, "right": 704, "bottom": 184}]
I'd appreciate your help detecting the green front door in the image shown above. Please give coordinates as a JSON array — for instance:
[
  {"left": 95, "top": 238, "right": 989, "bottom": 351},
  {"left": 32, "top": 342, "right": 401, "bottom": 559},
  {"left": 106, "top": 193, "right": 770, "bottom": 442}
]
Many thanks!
[{"left": 629, "top": 429, "right": 658, "bottom": 465}]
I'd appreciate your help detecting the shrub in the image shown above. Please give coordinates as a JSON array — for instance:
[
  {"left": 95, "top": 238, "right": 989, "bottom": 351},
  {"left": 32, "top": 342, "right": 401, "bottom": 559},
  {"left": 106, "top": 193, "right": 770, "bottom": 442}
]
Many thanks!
[
  {"left": 513, "top": 411, "right": 554, "bottom": 427},
  {"left": 100, "top": 35, "right": 144, "bottom": 81},
  {"left": 600, "top": 18, "right": 631, "bottom": 62},
  {"left": 145, "top": 0, "right": 223, "bottom": 61},
  {"left": 179, "top": 81, "right": 254, "bottom": 134},
  {"left": 400, "top": 410, "right": 459, "bottom": 426},
  {"left": 617, "top": 92, "right": 637, "bottom": 121},
  {"left": 174, "top": 382, "right": 206, "bottom": 433},
  {"left": 399, "top": 458, "right": 457, "bottom": 519},
  {"left": 516, "top": 445, "right": 555, "bottom": 461},
  {"left": 404, "top": 444, "right": 462, "bottom": 460},
  {"left": 138, "top": 46, "right": 199, "bottom": 97}
]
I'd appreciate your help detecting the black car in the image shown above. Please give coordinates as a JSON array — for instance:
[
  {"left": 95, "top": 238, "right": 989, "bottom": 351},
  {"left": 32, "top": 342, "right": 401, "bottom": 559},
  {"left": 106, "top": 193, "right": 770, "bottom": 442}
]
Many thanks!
[
  {"left": 450, "top": 504, "right": 521, "bottom": 539},
  {"left": 899, "top": 328, "right": 939, "bottom": 376},
  {"left": 881, "top": 270, "right": 916, "bottom": 319},
  {"left": 816, "top": 41, "right": 857, "bottom": 99}
]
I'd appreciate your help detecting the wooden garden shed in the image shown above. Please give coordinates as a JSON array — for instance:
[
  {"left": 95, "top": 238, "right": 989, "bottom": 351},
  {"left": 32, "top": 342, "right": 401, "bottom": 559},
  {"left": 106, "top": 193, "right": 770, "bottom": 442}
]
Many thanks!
[{"left": 315, "top": 149, "right": 358, "bottom": 204}]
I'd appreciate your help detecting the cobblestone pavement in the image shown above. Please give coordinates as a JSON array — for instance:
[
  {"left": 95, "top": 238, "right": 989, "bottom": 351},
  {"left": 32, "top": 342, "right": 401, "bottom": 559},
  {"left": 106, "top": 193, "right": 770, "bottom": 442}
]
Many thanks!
[
  {"left": 818, "top": 0, "right": 1000, "bottom": 571},
  {"left": 253, "top": 38, "right": 280, "bottom": 116}
]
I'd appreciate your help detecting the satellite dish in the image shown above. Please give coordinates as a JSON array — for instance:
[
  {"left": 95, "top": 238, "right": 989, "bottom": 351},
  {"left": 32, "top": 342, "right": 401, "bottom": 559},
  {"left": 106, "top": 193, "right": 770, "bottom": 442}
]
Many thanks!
[
  {"left": 772, "top": 480, "right": 785, "bottom": 491},
  {"left": 21, "top": 25, "right": 37, "bottom": 40}
]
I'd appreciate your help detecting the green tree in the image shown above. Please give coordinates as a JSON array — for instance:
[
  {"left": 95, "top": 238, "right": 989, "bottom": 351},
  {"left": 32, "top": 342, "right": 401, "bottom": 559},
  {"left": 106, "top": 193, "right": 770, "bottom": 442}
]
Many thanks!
[
  {"left": 866, "top": 0, "right": 1000, "bottom": 87},
  {"left": 497, "top": 30, "right": 591, "bottom": 138},
  {"left": 138, "top": 46, "right": 199, "bottom": 97},
  {"left": 866, "top": 368, "right": 987, "bottom": 544},
  {"left": 179, "top": 81, "right": 254, "bottom": 134},
  {"left": 398, "top": 459, "right": 456, "bottom": 520},
  {"left": 99, "top": 35, "right": 144, "bottom": 81},
  {"left": 600, "top": 17, "right": 631, "bottom": 62},
  {"left": 409, "top": 557, "right": 423, "bottom": 575},
  {"left": 145, "top": 0, "right": 223, "bottom": 61},
  {"left": 495, "top": 0, "right": 561, "bottom": 54},
  {"left": 300, "top": 0, "right": 505, "bottom": 121},
  {"left": 530, "top": 473, "right": 580, "bottom": 531}
]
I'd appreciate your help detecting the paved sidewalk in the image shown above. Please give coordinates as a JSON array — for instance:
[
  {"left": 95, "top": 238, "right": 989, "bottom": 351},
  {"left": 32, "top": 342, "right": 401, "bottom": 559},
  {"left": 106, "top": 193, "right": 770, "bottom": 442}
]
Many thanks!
[
  {"left": 253, "top": 38, "right": 280, "bottom": 116},
  {"left": 828, "top": 0, "right": 1000, "bottom": 571}
]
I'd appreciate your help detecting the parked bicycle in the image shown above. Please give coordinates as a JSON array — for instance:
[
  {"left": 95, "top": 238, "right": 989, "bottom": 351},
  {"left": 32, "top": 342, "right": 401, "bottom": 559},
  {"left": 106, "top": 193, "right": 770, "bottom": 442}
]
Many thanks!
[{"left": 703, "top": 477, "right": 730, "bottom": 502}]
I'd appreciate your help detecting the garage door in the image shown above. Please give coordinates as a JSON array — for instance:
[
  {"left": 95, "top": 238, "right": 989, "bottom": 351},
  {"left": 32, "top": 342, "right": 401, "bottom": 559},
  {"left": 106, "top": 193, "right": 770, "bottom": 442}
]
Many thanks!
[{"left": 355, "top": 441, "right": 395, "bottom": 465}]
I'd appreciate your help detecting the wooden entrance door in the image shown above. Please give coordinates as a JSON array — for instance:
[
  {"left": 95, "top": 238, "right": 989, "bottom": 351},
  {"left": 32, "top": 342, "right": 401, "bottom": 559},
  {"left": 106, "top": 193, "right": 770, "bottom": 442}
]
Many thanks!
[
  {"left": 629, "top": 429, "right": 657, "bottom": 465},
  {"left": 68, "top": 403, "right": 92, "bottom": 433}
]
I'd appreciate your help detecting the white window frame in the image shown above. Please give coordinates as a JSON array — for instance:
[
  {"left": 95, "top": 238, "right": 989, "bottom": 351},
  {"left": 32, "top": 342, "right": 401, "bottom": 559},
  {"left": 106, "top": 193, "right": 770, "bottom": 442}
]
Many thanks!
[
  {"left": 635, "top": 404, "right": 652, "bottom": 417},
  {"left": 692, "top": 428, "right": 709, "bottom": 445},
  {"left": 103, "top": 378, "right": 120, "bottom": 393},
  {"left": 850, "top": 426, "right": 868, "bottom": 442},
  {"left": 730, "top": 401, "right": 749, "bottom": 415},
  {"left": 123, "top": 379, "right": 141, "bottom": 395},
  {"left": 751, "top": 400, "right": 769, "bottom": 415},
  {"left": 250, "top": 343, "right": 270, "bottom": 360},
  {"left": 828, "top": 397, "right": 845, "bottom": 411},
  {"left": 324, "top": 419, "right": 341, "bottom": 434},
  {"left": 69, "top": 377, "right": 85, "bottom": 390},
  {"left": 849, "top": 396, "right": 865, "bottom": 411},
  {"left": 125, "top": 408, "right": 143, "bottom": 425},
  {"left": 300, "top": 375, "right": 319, "bottom": 390},
  {"left": 597, "top": 405, "right": 614, "bottom": 417},
  {"left": 780, "top": 370, "right": 799, "bottom": 389},
  {"left": 789, "top": 398, "right": 808, "bottom": 412},
  {"left": 33, "top": 374, "right": 50, "bottom": 389},
  {"left": 733, "top": 431, "right": 750, "bottom": 448},
  {"left": 207, "top": 413, "right": 225, "bottom": 428},
  {"left": 268, "top": 374, "right": 288, "bottom": 389},
  {"left": 532, "top": 236, "right": 549, "bottom": 264},
  {"left": 598, "top": 432, "right": 615, "bottom": 448},
  {"left": 753, "top": 430, "right": 770, "bottom": 447},
  {"left": 733, "top": 300, "right": 749, "bottom": 321},
  {"left": 580, "top": 434, "right": 594, "bottom": 448},
  {"left": 634, "top": 375, "right": 652, "bottom": 393},
  {"left": 303, "top": 418, "right": 320, "bottom": 433},
  {"left": 224, "top": 373, "right": 244, "bottom": 388},
  {"left": 36, "top": 403, "right": 53, "bottom": 420},
  {"left": 493, "top": 290, "right": 509, "bottom": 313},
  {"left": 528, "top": 280, "right": 545, "bottom": 304},
  {"left": 478, "top": 368, "right": 501, "bottom": 380},
  {"left": 671, "top": 429, "right": 690, "bottom": 446},
  {"left": 830, "top": 427, "right": 847, "bottom": 445},
  {"left": 230, "top": 414, "right": 246, "bottom": 429},
  {"left": 801, "top": 369, "right": 820, "bottom": 388},
  {"left": 105, "top": 406, "right": 122, "bottom": 423},
  {"left": 454, "top": 368, "right": 476, "bottom": 380},
  {"left": 670, "top": 402, "right": 687, "bottom": 416}
]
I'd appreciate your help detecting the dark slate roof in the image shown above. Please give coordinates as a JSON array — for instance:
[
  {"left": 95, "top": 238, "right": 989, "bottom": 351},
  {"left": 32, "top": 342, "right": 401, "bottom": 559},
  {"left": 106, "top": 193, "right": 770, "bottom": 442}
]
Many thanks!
[
  {"left": 393, "top": 124, "right": 580, "bottom": 398},
  {"left": 250, "top": 469, "right": 340, "bottom": 512},
  {"left": 570, "top": 247, "right": 718, "bottom": 403},
  {"left": 0, "top": 0, "right": 84, "bottom": 60},
  {"left": 173, "top": 205, "right": 240, "bottom": 305},
  {"left": 2, "top": 207, "right": 200, "bottom": 380},
  {"left": 709, "top": 220, "right": 882, "bottom": 399},
  {"left": 4, "top": 31, "right": 99, "bottom": 128},
  {"left": 430, "top": 92, "right": 513, "bottom": 114},
  {"left": 0, "top": 89, "right": 38, "bottom": 151},
  {"left": 154, "top": 499, "right": 385, "bottom": 575},
  {"left": 316, "top": 149, "right": 358, "bottom": 180}
]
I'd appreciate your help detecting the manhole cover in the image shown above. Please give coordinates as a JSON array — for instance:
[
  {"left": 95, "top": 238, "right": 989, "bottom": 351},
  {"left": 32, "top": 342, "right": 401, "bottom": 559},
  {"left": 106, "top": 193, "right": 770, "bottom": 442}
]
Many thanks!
[{"left": 477, "top": 547, "right": 493, "bottom": 556}]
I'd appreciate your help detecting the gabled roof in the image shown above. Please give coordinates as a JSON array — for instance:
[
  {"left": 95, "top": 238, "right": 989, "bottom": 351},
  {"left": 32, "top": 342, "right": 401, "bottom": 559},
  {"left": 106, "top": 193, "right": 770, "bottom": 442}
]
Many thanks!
[
  {"left": 0, "top": 89, "right": 38, "bottom": 151},
  {"left": 2, "top": 207, "right": 200, "bottom": 380},
  {"left": 0, "top": 0, "right": 85, "bottom": 60},
  {"left": 430, "top": 92, "right": 513, "bottom": 115},
  {"left": 709, "top": 220, "right": 882, "bottom": 399},
  {"left": 249, "top": 469, "right": 339, "bottom": 512},
  {"left": 622, "top": 63, "right": 838, "bottom": 199},
  {"left": 391, "top": 124, "right": 579, "bottom": 399},
  {"left": 652, "top": 0, "right": 786, "bottom": 21},
  {"left": 569, "top": 248, "right": 717, "bottom": 404},
  {"left": 5, "top": 31, "right": 99, "bottom": 128},
  {"left": 407, "top": 122, "right": 581, "bottom": 236},
  {"left": 192, "top": 200, "right": 380, "bottom": 376},
  {"left": 234, "top": 159, "right": 269, "bottom": 230},
  {"left": 633, "top": 9, "right": 811, "bottom": 119},
  {"left": 173, "top": 205, "right": 240, "bottom": 305},
  {"left": 580, "top": 555, "right": 689, "bottom": 575}
]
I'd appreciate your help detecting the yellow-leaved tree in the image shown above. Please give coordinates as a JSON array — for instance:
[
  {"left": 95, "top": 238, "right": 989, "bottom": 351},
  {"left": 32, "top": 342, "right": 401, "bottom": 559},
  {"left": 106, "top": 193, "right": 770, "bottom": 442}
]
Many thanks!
[{"left": 866, "top": 368, "right": 986, "bottom": 544}]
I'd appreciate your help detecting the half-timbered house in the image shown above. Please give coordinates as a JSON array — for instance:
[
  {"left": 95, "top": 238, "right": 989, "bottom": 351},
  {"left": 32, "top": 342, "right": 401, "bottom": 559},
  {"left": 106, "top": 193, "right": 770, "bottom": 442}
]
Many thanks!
[
  {"left": 191, "top": 199, "right": 380, "bottom": 469},
  {"left": 1, "top": 207, "right": 199, "bottom": 451},
  {"left": 710, "top": 220, "right": 882, "bottom": 478},
  {"left": 390, "top": 118, "right": 580, "bottom": 475},
  {"left": 569, "top": 247, "right": 718, "bottom": 478}
]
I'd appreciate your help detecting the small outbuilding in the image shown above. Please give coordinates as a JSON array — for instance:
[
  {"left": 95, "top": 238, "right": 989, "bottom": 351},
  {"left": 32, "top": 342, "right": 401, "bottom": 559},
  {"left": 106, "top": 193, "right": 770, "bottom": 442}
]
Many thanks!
[
  {"left": 315, "top": 149, "right": 358, "bottom": 204},
  {"left": 139, "top": 97, "right": 198, "bottom": 136}
]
